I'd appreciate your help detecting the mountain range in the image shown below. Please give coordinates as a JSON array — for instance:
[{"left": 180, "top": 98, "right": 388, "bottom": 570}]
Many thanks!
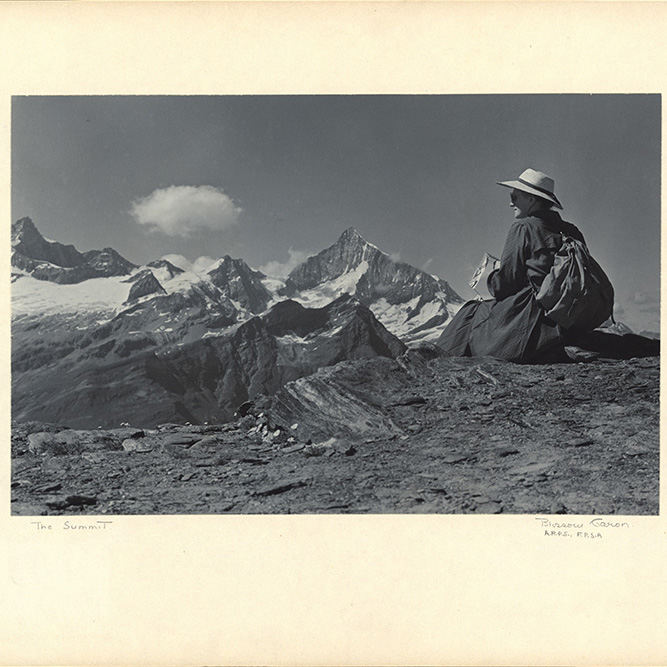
[{"left": 11, "top": 217, "right": 462, "bottom": 428}]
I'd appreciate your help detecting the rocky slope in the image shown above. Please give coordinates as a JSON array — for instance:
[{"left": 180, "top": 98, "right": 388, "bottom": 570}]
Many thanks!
[
  {"left": 12, "top": 294, "right": 405, "bottom": 429},
  {"left": 11, "top": 350, "right": 659, "bottom": 516}
]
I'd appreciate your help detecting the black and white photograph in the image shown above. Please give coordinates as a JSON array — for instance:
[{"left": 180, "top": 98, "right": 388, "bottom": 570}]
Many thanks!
[
  {"left": 2, "top": 3, "right": 667, "bottom": 666},
  {"left": 11, "top": 93, "right": 660, "bottom": 516}
]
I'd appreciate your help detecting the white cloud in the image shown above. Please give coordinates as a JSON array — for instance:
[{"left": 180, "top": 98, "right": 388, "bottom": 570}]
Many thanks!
[
  {"left": 161, "top": 254, "right": 217, "bottom": 273},
  {"left": 160, "top": 254, "right": 190, "bottom": 271},
  {"left": 615, "top": 291, "right": 660, "bottom": 334},
  {"left": 388, "top": 251, "right": 401, "bottom": 263},
  {"left": 629, "top": 290, "right": 659, "bottom": 306},
  {"left": 131, "top": 185, "right": 242, "bottom": 237},
  {"left": 259, "top": 248, "right": 311, "bottom": 279},
  {"left": 193, "top": 256, "right": 218, "bottom": 273}
]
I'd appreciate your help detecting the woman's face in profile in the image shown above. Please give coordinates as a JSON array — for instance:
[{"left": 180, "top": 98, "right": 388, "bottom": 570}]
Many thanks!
[{"left": 509, "top": 189, "right": 535, "bottom": 219}]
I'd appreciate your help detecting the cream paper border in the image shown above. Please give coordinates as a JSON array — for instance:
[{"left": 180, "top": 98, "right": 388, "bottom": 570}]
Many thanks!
[{"left": 1, "top": 2, "right": 665, "bottom": 665}]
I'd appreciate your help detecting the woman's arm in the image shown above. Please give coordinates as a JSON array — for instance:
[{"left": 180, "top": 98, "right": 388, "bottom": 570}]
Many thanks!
[{"left": 487, "top": 221, "right": 531, "bottom": 300}]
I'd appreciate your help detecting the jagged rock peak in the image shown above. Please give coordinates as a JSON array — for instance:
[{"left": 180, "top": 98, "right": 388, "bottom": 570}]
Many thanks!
[
  {"left": 125, "top": 270, "right": 167, "bottom": 303},
  {"left": 11, "top": 216, "right": 137, "bottom": 283},
  {"left": 338, "top": 227, "right": 370, "bottom": 245},
  {"left": 12, "top": 217, "right": 84, "bottom": 268},
  {"left": 207, "top": 255, "right": 272, "bottom": 314},
  {"left": 12, "top": 217, "right": 41, "bottom": 244},
  {"left": 207, "top": 255, "right": 266, "bottom": 278},
  {"left": 147, "top": 259, "right": 185, "bottom": 278},
  {"left": 82, "top": 247, "right": 138, "bottom": 273}
]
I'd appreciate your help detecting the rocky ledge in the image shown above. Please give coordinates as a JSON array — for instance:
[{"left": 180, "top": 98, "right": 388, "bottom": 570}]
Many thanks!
[{"left": 11, "top": 351, "right": 659, "bottom": 516}]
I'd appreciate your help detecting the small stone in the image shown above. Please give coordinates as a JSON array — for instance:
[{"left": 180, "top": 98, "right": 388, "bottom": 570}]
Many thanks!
[
  {"left": 442, "top": 453, "right": 469, "bottom": 464},
  {"left": 491, "top": 390, "right": 511, "bottom": 399},
  {"left": 239, "top": 457, "right": 269, "bottom": 465},
  {"left": 122, "top": 438, "right": 153, "bottom": 453},
  {"left": 282, "top": 443, "right": 304, "bottom": 454},
  {"left": 396, "top": 396, "right": 427, "bottom": 406},
  {"left": 567, "top": 438, "right": 594, "bottom": 448},
  {"left": 333, "top": 441, "right": 357, "bottom": 456},
  {"left": 551, "top": 501, "right": 568, "bottom": 514},
  {"left": 498, "top": 448, "right": 519, "bottom": 457},
  {"left": 255, "top": 479, "right": 307, "bottom": 496},
  {"left": 27, "top": 432, "right": 76, "bottom": 455},
  {"left": 194, "top": 459, "right": 218, "bottom": 467},
  {"left": 474, "top": 501, "right": 502, "bottom": 514},
  {"left": 303, "top": 444, "right": 328, "bottom": 457},
  {"left": 161, "top": 433, "right": 202, "bottom": 447},
  {"left": 33, "top": 482, "right": 63, "bottom": 493}
]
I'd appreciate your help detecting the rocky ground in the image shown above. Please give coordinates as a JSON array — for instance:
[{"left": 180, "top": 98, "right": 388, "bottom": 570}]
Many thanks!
[{"left": 11, "top": 350, "right": 659, "bottom": 516}]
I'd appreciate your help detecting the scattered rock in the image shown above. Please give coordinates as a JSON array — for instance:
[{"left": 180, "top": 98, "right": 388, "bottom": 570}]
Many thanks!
[
  {"left": 497, "top": 448, "right": 520, "bottom": 457},
  {"left": 193, "top": 459, "right": 219, "bottom": 467},
  {"left": 476, "top": 368, "right": 501, "bottom": 386},
  {"left": 304, "top": 444, "right": 328, "bottom": 457},
  {"left": 32, "top": 482, "right": 62, "bottom": 494},
  {"left": 161, "top": 433, "right": 202, "bottom": 447},
  {"left": 550, "top": 501, "right": 568, "bottom": 514},
  {"left": 27, "top": 429, "right": 127, "bottom": 455},
  {"left": 122, "top": 438, "right": 154, "bottom": 453},
  {"left": 282, "top": 443, "right": 305, "bottom": 454},
  {"left": 567, "top": 438, "right": 594, "bottom": 448},
  {"left": 441, "top": 454, "right": 470, "bottom": 464},
  {"left": 491, "top": 390, "right": 511, "bottom": 399},
  {"left": 474, "top": 501, "right": 503, "bottom": 514},
  {"left": 28, "top": 432, "right": 80, "bottom": 455},
  {"left": 336, "top": 443, "right": 357, "bottom": 456},
  {"left": 392, "top": 396, "right": 427, "bottom": 407}
]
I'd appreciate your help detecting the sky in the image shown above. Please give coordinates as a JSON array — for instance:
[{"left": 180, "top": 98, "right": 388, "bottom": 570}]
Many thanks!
[{"left": 11, "top": 94, "right": 661, "bottom": 332}]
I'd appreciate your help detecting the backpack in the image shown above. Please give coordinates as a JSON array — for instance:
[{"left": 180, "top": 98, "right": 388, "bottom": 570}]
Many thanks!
[{"left": 534, "top": 234, "right": 614, "bottom": 331}]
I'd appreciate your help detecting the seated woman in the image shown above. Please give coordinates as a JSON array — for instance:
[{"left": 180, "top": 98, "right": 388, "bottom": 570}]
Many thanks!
[{"left": 437, "top": 168, "right": 658, "bottom": 363}]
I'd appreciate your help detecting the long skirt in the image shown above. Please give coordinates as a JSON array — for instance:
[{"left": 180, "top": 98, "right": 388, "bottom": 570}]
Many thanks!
[{"left": 436, "top": 286, "right": 563, "bottom": 363}]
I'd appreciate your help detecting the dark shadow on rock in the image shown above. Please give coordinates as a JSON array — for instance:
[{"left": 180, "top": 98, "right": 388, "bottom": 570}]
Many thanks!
[{"left": 565, "top": 330, "right": 660, "bottom": 360}]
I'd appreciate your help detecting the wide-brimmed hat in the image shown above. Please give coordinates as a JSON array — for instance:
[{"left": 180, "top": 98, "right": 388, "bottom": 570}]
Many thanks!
[{"left": 497, "top": 168, "right": 563, "bottom": 209}]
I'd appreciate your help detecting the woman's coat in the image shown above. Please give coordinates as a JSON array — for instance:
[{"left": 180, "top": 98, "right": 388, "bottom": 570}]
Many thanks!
[{"left": 437, "top": 209, "right": 585, "bottom": 363}]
